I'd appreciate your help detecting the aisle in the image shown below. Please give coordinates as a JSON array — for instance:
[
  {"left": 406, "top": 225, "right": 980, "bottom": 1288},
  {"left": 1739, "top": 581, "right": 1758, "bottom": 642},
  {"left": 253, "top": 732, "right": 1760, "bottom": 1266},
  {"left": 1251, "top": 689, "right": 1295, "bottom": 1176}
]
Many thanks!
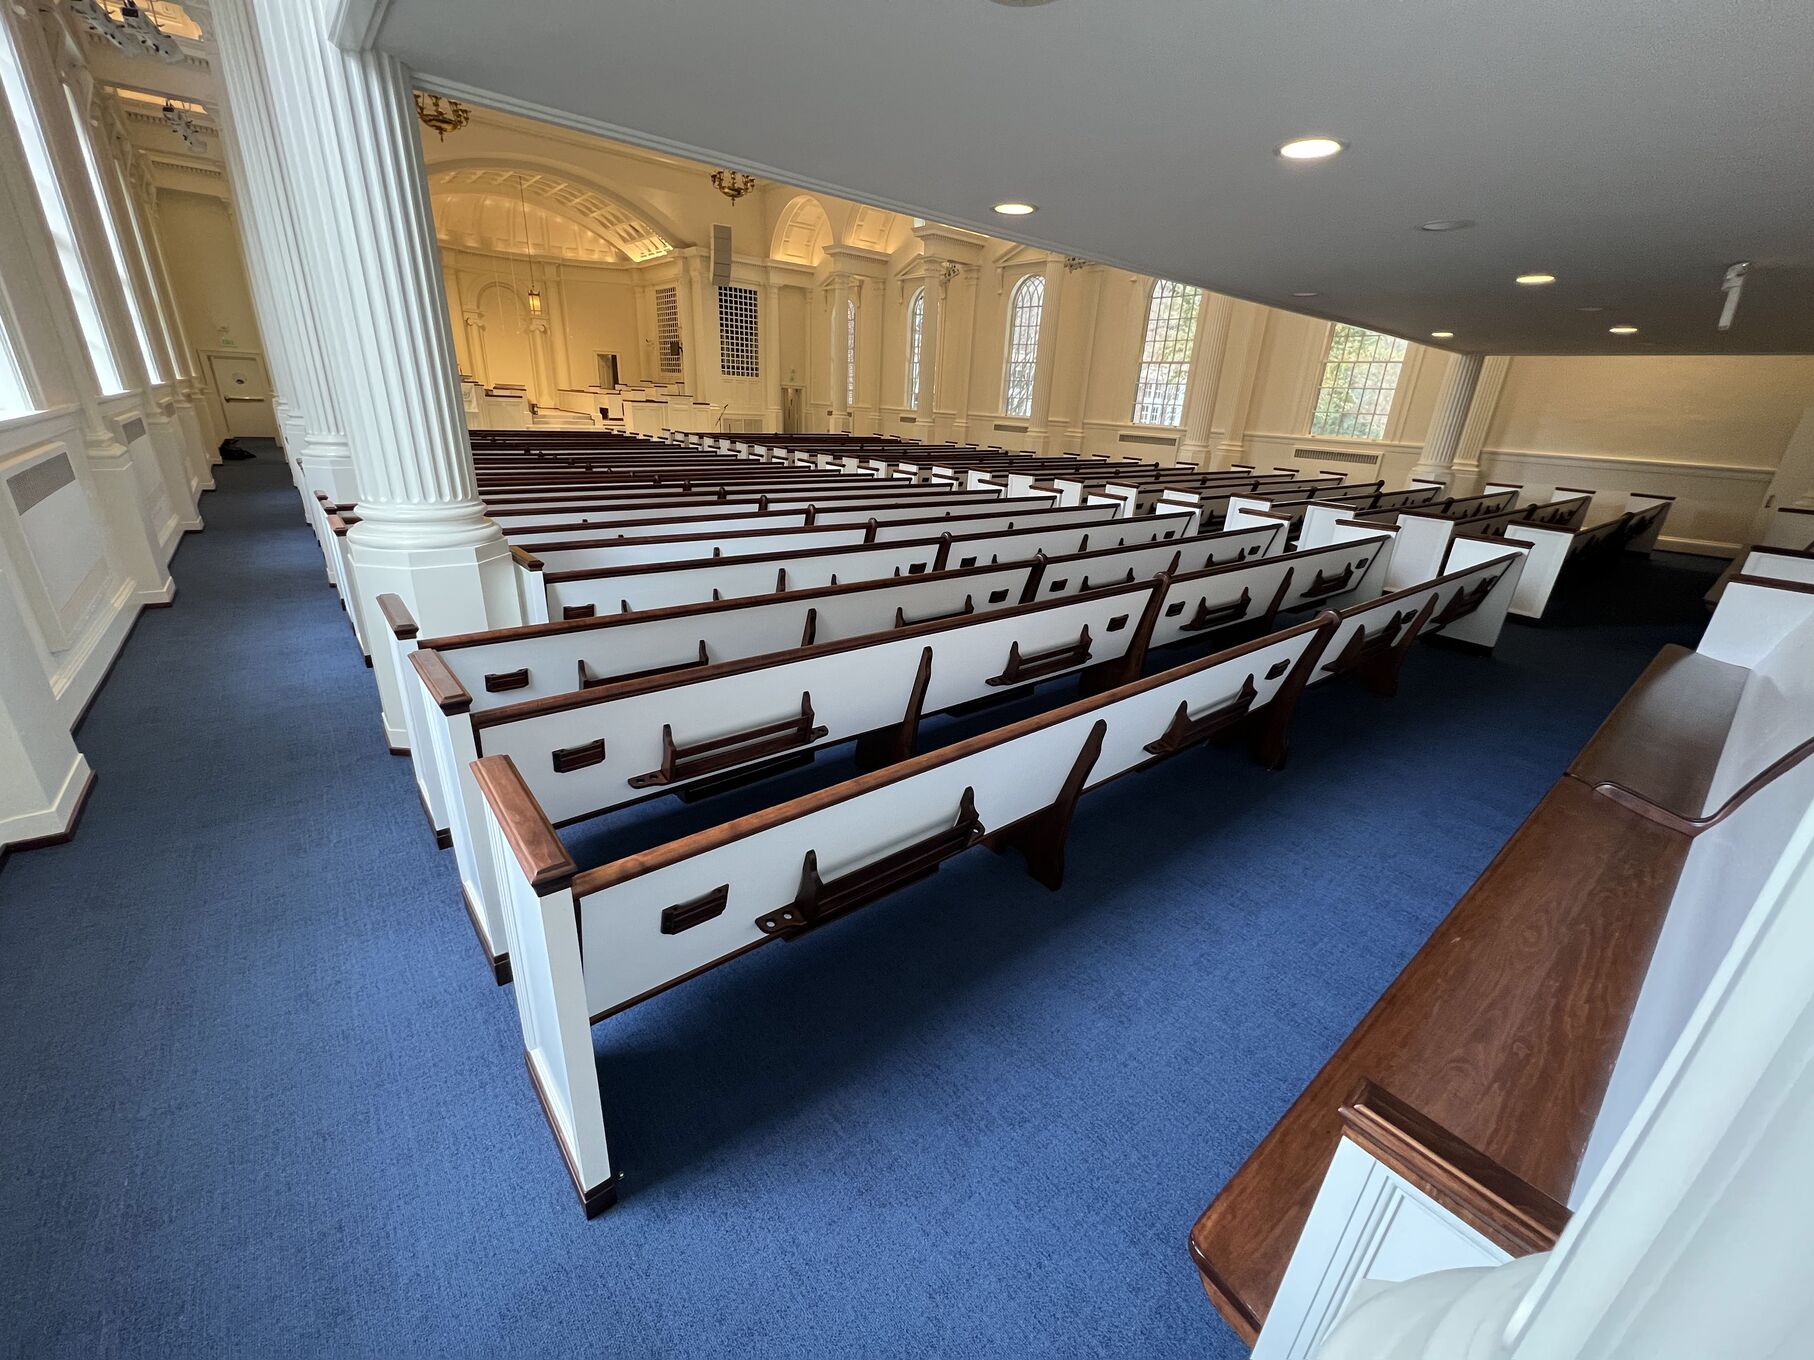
[{"left": 0, "top": 454, "right": 1716, "bottom": 1358}]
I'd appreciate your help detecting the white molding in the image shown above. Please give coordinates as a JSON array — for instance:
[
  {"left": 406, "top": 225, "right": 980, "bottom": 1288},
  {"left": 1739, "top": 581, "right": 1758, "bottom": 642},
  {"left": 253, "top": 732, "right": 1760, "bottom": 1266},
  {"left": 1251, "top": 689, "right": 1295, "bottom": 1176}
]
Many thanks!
[
  {"left": 329, "top": 0, "right": 393, "bottom": 52},
  {"left": 0, "top": 752, "right": 92, "bottom": 848},
  {"left": 1479, "top": 446, "right": 1775, "bottom": 483}
]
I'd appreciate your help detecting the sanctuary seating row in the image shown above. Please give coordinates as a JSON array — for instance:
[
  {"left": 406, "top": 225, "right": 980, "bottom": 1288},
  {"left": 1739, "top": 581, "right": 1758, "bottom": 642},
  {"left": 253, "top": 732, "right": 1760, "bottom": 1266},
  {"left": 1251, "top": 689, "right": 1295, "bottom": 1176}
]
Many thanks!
[
  {"left": 1240, "top": 481, "right": 1673, "bottom": 618},
  {"left": 393, "top": 519, "right": 1412, "bottom": 970},
  {"left": 465, "top": 537, "right": 1528, "bottom": 1214},
  {"left": 1187, "top": 549, "right": 1814, "bottom": 1359}
]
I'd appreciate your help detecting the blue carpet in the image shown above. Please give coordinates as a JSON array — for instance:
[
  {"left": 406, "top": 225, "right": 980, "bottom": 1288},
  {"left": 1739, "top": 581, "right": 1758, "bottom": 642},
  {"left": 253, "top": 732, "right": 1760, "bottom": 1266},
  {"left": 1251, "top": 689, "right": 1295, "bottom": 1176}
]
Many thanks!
[{"left": 0, "top": 455, "right": 1714, "bottom": 1359}]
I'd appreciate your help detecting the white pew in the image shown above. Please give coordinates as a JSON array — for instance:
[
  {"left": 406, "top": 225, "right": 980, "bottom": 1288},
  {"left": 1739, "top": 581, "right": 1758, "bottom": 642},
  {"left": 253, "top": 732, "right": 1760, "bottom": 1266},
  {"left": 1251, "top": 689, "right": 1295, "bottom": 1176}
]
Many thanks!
[
  {"left": 525, "top": 512, "right": 1197, "bottom": 622},
  {"left": 1501, "top": 494, "right": 1673, "bottom": 619},
  {"left": 514, "top": 503, "right": 1124, "bottom": 575},
  {"left": 473, "top": 613, "right": 1342, "bottom": 1215}
]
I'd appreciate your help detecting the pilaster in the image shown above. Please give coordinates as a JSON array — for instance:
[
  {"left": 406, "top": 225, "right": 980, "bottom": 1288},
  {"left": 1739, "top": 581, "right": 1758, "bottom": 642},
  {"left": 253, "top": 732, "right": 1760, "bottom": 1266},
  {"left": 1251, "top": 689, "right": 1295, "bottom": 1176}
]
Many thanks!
[
  {"left": 1411, "top": 351, "right": 1486, "bottom": 486},
  {"left": 1179, "top": 293, "right": 1236, "bottom": 464}
]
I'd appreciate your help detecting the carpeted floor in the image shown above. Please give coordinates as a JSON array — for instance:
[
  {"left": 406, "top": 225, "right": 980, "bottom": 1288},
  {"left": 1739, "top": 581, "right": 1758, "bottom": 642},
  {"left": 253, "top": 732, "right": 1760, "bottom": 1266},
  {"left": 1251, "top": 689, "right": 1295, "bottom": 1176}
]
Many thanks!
[{"left": 0, "top": 454, "right": 1716, "bottom": 1358}]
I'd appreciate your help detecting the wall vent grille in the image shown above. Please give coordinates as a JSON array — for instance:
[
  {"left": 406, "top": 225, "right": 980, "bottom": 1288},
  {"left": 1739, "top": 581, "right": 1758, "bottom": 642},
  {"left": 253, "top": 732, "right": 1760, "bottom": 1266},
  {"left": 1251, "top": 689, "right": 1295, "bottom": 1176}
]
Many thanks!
[
  {"left": 1118, "top": 432, "right": 1178, "bottom": 447},
  {"left": 1296, "top": 447, "right": 1379, "bottom": 467}
]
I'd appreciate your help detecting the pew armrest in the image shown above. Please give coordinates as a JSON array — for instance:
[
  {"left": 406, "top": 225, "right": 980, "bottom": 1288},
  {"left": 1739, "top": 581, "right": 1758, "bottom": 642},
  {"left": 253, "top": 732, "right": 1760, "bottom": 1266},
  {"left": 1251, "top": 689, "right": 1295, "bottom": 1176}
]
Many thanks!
[
  {"left": 1568, "top": 645, "right": 1748, "bottom": 827},
  {"left": 410, "top": 647, "right": 474, "bottom": 715},
  {"left": 471, "top": 755, "right": 578, "bottom": 893},
  {"left": 377, "top": 593, "right": 418, "bottom": 641}
]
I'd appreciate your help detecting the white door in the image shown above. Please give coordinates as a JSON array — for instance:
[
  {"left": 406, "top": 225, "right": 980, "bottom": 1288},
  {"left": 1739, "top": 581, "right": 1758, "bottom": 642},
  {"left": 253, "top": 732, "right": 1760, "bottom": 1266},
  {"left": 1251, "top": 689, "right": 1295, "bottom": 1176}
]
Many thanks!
[{"left": 208, "top": 352, "right": 278, "bottom": 438}]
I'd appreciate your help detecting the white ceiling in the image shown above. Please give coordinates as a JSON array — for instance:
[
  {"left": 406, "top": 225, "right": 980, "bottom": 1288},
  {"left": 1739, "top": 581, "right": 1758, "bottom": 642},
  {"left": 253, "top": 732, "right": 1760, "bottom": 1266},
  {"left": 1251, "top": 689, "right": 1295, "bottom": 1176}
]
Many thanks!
[{"left": 371, "top": 0, "right": 1814, "bottom": 355}]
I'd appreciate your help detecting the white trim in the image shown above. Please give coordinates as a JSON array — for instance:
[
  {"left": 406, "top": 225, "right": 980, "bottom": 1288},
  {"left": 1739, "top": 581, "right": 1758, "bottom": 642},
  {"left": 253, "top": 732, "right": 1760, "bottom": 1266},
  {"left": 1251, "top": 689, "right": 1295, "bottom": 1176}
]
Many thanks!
[
  {"left": 0, "top": 752, "right": 91, "bottom": 848},
  {"left": 1479, "top": 446, "right": 1775, "bottom": 483},
  {"left": 329, "top": 0, "right": 393, "bottom": 52}
]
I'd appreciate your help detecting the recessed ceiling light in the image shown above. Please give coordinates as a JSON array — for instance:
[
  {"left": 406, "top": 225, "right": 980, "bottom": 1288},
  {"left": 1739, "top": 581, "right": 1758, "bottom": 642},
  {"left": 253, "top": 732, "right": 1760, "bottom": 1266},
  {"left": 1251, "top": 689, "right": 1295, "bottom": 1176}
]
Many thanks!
[
  {"left": 1418, "top": 220, "right": 1475, "bottom": 232},
  {"left": 1516, "top": 273, "right": 1557, "bottom": 285},
  {"left": 992, "top": 201, "right": 1037, "bottom": 216},
  {"left": 1430, "top": 331, "right": 1454, "bottom": 339},
  {"left": 1292, "top": 290, "right": 1320, "bottom": 298},
  {"left": 1277, "top": 137, "right": 1345, "bottom": 161},
  {"left": 1609, "top": 325, "right": 1639, "bottom": 335}
]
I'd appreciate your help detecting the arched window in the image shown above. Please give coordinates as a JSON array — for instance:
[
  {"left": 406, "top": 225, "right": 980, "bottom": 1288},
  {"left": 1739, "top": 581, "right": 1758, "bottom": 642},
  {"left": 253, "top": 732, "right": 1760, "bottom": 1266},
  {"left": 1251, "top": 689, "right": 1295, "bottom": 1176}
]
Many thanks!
[
  {"left": 1001, "top": 273, "right": 1044, "bottom": 418},
  {"left": 0, "top": 22, "right": 121, "bottom": 393},
  {"left": 1131, "top": 280, "right": 1203, "bottom": 426},
  {"left": 905, "top": 287, "right": 925, "bottom": 407},
  {"left": 845, "top": 296, "right": 857, "bottom": 407},
  {"left": 1310, "top": 324, "right": 1410, "bottom": 440}
]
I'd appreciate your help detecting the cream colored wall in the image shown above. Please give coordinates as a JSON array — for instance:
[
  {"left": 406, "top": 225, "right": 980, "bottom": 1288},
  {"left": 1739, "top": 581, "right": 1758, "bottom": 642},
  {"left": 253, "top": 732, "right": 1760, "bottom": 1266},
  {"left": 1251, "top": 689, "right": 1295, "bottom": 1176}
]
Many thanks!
[
  {"left": 423, "top": 105, "right": 1812, "bottom": 551},
  {"left": 1488, "top": 356, "right": 1814, "bottom": 469},
  {"left": 156, "top": 188, "right": 261, "bottom": 361}
]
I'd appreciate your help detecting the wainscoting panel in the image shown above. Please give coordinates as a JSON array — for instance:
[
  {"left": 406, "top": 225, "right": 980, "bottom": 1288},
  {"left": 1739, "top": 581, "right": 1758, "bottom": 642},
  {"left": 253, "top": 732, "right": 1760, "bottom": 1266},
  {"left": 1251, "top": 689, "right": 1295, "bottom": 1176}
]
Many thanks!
[
  {"left": 3, "top": 442, "right": 111, "bottom": 654},
  {"left": 1479, "top": 447, "right": 1771, "bottom": 556}
]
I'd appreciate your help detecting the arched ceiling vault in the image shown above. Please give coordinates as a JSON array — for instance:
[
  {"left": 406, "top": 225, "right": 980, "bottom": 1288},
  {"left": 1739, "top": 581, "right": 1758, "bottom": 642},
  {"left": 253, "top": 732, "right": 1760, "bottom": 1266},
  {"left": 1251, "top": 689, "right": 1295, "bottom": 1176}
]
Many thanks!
[{"left": 428, "top": 166, "right": 674, "bottom": 263}]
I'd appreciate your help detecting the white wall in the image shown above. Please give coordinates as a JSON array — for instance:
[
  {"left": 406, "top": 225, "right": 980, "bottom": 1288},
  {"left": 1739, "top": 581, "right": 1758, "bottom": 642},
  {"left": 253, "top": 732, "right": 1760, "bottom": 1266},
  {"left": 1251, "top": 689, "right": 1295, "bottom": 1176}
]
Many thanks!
[{"left": 0, "top": 4, "right": 221, "bottom": 857}]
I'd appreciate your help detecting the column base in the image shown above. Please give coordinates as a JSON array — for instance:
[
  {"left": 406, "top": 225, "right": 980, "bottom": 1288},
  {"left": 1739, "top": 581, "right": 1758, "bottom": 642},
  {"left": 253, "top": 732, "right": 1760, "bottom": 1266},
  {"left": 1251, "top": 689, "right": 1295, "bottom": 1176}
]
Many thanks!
[{"left": 346, "top": 511, "right": 522, "bottom": 751}]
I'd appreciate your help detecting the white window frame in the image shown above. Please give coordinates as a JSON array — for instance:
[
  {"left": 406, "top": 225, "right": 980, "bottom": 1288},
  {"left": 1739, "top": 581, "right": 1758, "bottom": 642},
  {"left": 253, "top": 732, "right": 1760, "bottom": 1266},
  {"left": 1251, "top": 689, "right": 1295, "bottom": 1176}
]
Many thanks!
[
  {"left": 1131, "top": 280, "right": 1203, "bottom": 426},
  {"left": 1308, "top": 323, "right": 1411, "bottom": 441},
  {"left": 62, "top": 84, "right": 163, "bottom": 386},
  {"left": 0, "top": 20, "right": 123, "bottom": 394},
  {"left": 905, "top": 286, "right": 924, "bottom": 408},
  {"left": 845, "top": 296, "right": 857, "bottom": 407},
  {"left": 1001, "top": 272, "right": 1044, "bottom": 418}
]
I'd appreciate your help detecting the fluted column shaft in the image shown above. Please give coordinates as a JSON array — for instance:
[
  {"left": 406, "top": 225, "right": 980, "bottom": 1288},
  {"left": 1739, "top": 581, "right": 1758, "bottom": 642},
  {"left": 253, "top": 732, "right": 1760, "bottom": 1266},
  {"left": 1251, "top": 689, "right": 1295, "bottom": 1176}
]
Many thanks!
[
  {"left": 207, "top": 0, "right": 357, "bottom": 515},
  {"left": 1449, "top": 355, "right": 1510, "bottom": 494},
  {"left": 827, "top": 277, "right": 852, "bottom": 431},
  {"left": 915, "top": 264, "right": 944, "bottom": 431},
  {"left": 248, "top": 0, "right": 486, "bottom": 533},
  {"left": 1411, "top": 351, "right": 1486, "bottom": 486},
  {"left": 1178, "top": 292, "right": 1235, "bottom": 464},
  {"left": 1026, "top": 257, "right": 1067, "bottom": 450}
]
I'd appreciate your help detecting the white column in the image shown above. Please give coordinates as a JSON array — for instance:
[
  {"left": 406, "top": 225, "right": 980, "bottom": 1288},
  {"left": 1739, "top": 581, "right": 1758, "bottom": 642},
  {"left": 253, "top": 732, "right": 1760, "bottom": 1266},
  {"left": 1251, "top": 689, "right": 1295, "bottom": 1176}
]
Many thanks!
[
  {"left": 462, "top": 309, "right": 490, "bottom": 387},
  {"left": 1215, "top": 303, "right": 1269, "bottom": 468},
  {"left": 1066, "top": 264, "right": 1103, "bottom": 451},
  {"left": 1179, "top": 292, "right": 1236, "bottom": 465},
  {"left": 759, "top": 278, "right": 782, "bottom": 429},
  {"left": 1026, "top": 256, "right": 1067, "bottom": 451},
  {"left": 1411, "top": 351, "right": 1486, "bottom": 486},
  {"left": 237, "top": 0, "right": 520, "bottom": 752},
  {"left": 1448, "top": 355, "right": 1510, "bottom": 494},
  {"left": 827, "top": 275, "right": 852, "bottom": 432},
  {"left": 207, "top": 0, "right": 358, "bottom": 522},
  {"left": 915, "top": 261, "right": 945, "bottom": 431}
]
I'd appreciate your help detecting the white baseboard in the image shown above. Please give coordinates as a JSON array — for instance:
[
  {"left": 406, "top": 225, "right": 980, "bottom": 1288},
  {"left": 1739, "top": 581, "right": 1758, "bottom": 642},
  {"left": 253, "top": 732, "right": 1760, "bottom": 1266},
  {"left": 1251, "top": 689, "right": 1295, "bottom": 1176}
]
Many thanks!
[
  {"left": 0, "top": 753, "right": 93, "bottom": 850},
  {"left": 1658, "top": 534, "right": 1741, "bottom": 559}
]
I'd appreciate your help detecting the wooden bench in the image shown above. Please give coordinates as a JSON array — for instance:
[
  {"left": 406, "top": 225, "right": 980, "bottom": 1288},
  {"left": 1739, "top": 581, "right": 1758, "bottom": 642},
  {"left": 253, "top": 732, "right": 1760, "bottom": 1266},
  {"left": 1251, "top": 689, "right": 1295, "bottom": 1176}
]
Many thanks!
[
  {"left": 1187, "top": 563, "right": 1813, "bottom": 1358},
  {"left": 1501, "top": 493, "right": 1673, "bottom": 619},
  {"left": 475, "top": 615, "right": 1343, "bottom": 1215},
  {"left": 523, "top": 513, "right": 1199, "bottom": 623}
]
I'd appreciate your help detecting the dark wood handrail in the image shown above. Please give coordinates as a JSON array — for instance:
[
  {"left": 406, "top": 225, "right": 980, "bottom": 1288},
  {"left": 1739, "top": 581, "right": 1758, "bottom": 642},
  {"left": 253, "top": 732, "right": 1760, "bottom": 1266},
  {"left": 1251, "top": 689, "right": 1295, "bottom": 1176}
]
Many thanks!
[
  {"left": 988, "top": 625, "right": 1094, "bottom": 686},
  {"left": 470, "top": 755, "right": 577, "bottom": 893},
  {"left": 753, "top": 787, "right": 986, "bottom": 939},
  {"left": 628, "top": 693, "right": 827, "bottom": 788}
]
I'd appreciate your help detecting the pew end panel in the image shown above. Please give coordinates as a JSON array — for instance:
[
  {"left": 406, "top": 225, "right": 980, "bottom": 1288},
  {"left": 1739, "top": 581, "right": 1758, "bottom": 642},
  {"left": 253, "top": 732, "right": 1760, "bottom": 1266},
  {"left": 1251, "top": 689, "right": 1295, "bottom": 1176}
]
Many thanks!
[
  {"left": 1249, "top": 1084, "right": 1565, "bottom": 1360},
  {"left": 1498, "top": 521, "right": 1574, "bottom": 619},
  {"left": 1621, "top": 492, "right": 1674, "bottom": 553},
  {"left": 1428, "top": 538, "right": 1529, "bottom": 653},
  {"left": 378, "top": 594, "right": 449, "bottom": 845},
  {"left": 511, "top": 545, "right": 549, "bottom": 625},
  {"left": 410, "top": 649, "right": 511, "bottom": 982},
  {"left": 471, "top": 756, "right": 618, "bottom": 1216}
]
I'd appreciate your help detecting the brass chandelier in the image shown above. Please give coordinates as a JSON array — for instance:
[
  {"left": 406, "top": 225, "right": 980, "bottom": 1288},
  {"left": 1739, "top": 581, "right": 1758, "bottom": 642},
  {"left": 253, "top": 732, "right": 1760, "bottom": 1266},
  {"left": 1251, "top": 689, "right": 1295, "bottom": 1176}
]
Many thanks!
[
  {"left": 413, "top": 91, "right": 472, "bottom": 141},
  {"left": 710, "top": 169, "right": 757, "bottom": 204}
]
